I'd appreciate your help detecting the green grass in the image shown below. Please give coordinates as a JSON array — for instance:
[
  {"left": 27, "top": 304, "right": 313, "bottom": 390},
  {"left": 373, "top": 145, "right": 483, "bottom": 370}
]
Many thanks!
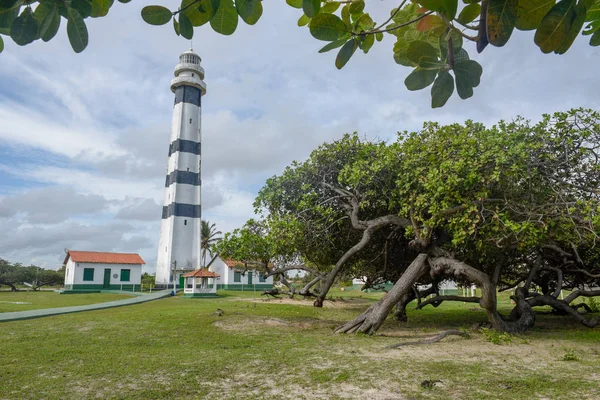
[
  {"left": 1, "top": 290, "right": 599, "bottom": 399},
  {"left": 0, "top": 291, "right": 133, "bottom": 312}
]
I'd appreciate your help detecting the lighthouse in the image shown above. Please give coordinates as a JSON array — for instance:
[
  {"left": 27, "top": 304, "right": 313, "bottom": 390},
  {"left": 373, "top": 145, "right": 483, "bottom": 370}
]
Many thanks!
[{"left": 155, "top": 49, "right": 206, "bottom": 287}]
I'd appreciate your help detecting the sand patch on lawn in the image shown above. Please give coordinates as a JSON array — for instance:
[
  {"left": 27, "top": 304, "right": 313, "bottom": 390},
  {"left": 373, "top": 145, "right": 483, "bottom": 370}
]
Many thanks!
[
  {"left": 213, "top": 316, "right": 338, "bottom": 331},
  {"left": 242, "top": 296, "right": 372, "bottom": 309}
]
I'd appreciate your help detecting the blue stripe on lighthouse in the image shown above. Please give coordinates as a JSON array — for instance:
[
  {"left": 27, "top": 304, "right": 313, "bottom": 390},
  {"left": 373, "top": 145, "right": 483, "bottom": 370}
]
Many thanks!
[
  {"left": 168, "top": 139, "right": 201, "bottom": 156},
  {"left": 165, "top": 171, "right": 201, "bottom": 187},
  {"left": 162, "top": 203, "right": 202, "bottom": 219},
  {"left": 174, "top": 86, "right": 201, "bottom": 107}
]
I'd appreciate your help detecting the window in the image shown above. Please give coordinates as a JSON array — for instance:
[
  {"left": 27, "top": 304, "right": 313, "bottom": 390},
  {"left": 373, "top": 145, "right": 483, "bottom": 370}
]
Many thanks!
[
  {"left": 184, "top": 220, "right": 187, "bottom": 225},
  {"left": 234, "top": 271, "right": 241, "bottom": 282},
  {"left": 259, "top": 275, "right": 266, "bottom": 283},
  {"left": 189, "top": 118, "right": 192, "bottom": 124},
  {"left": 187, "top": 167, "right": 189, "bottom": 171},
  {"left": 192, "top": 73, "right": 194, "bottom": 77},
  {"left": 121, "top": 269, "right": 131, "bottom": 282},
  {"left": 83, "top": 268, "right": 94, "bottom": 281}
]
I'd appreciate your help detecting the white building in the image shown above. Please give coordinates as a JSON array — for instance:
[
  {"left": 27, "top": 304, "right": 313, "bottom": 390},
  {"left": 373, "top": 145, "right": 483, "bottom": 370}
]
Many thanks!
[
  {"left": 182, "top": 268, "right": 220, "bottom": 298},
  {"left": 209, "top": 257, "right": 274, "bottom": 291},
  {"left": 156, "top": 49, "right": 207, "bottom": 286},
  {"left": 63, "top": 250, "right": 144, "bottom": 292}
]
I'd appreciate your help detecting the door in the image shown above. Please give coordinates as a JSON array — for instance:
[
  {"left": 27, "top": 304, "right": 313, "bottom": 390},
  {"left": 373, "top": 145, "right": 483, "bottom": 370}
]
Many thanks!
[
  {"left": 248, "top": 273, "right": 253, "bottom": 285},
  {"left": 103, "top": 269, "right": 111, "bottom": 289},
  {"left": 179, "top": 275, "right": 185, "bottom": 288}
]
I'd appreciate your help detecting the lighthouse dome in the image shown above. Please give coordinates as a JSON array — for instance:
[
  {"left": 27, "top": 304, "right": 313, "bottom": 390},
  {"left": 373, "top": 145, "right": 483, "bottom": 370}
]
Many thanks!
[
  {"left": 171, "top": 48, "right": 206, "bottom": 94},
  {"left": 179, "top": 49, "right": 201, "bottom": 66}
]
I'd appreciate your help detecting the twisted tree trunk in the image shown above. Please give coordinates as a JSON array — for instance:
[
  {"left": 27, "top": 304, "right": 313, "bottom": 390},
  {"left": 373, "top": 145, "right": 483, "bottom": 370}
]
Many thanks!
[
  {"left": 429, "top": 256, "right": 535, "bottom": 334},
  {"left": 335, "top": 254, "right": 429, "bottom": 334}
]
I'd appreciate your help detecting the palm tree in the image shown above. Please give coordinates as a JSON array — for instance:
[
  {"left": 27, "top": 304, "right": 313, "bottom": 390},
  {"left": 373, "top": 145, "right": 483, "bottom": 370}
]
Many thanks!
[{"left": 201, "top": 220, "right": 222, "bottom": 267}]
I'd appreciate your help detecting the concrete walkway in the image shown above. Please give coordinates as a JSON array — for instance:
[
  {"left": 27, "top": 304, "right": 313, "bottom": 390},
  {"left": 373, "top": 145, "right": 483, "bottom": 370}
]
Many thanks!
[{"left": 0, "top": 290, "right": 173, "bottom": 323}]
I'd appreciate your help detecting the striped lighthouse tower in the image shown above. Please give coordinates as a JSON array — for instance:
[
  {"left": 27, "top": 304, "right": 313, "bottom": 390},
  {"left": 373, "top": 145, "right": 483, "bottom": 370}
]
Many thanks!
[{"left": 156, "top": 49, "right": 206, "bottom": 287}]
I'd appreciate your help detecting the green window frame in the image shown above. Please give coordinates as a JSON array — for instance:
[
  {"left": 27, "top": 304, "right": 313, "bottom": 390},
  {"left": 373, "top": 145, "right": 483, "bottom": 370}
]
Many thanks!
[
  {"left": 83, "top": 268, "right": 94, "bottom": 281},
  {"left": 259, "top": 275, "right": 266, "bottom": 283},
  {"left": 121, "top": 269, "right": 131, "bottom": 282},
  {"left": 234, "top": 271, "right": 241, "bottom": 282}
]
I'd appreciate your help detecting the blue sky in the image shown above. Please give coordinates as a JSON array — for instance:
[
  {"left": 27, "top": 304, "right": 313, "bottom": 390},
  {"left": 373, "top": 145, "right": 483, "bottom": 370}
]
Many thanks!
[{"left": 0, "top": 0, "right": 598, "bottom": 271}]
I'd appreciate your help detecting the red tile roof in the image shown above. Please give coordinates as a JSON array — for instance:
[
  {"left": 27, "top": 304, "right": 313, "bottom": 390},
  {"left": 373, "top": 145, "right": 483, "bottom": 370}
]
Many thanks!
[
  {"left": 223, "top": 258, "right": 273, "bottom": 269},
  {"left": 223, "top": 259, "right": 245, "bottom": 268},
  {"left": 64, "top": 250, "right": 145, "bottom": 265},
  {"left": 182, "top": 269, "right": 220, "bottom": 278}
]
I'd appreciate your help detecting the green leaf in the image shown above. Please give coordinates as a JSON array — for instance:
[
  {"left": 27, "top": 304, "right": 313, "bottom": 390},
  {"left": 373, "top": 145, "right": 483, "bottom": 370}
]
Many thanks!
[
  {"left": 405, "top": 67, "right": 437, "bottom": 90},
  {"left": 585, "top": 0, "right": 600, "bottom": 21},
  {"left": 534, "top": 0, "right": 576, "bottom": 53},
  {"left": 439, "top": 29, "right": 463, "bottom": 58},
  {"left": 41, "top": 7, "right": 60, "bottom": 41},
  {"left": 286, "top": 0, "right": 302, "bottom": 9},
  {"left": 453, "top": 47, "right": 470, "bottom": 63},
  {"left": 1, "top": 4, "right": 21, "bottom": 36},
  {"left": 487, "top": 0, "right": 518, "bottom": 46},
  {"left": 91, "top": 0, "right": 114, "bottom": 18},
  {"left": 376, "top": 31, "right": 383, "bottom": 41},
  {"left": 443, "top": 0, "right": 458, "bottom": 19},
  {"left": 298, "top": 13, "right": 310, "bottom": 26},
  {"left": 182, "top": 0, "right": 219, "bottom": 27},
  {"left": 420, "top": 0, "right": 458, "bottom": 19},
  {"left": 71, "top": 0, "right": 93, "bottom": 18},
  {"left": 236, "top": 0, "right": 262, "bottom": 25},
  {"left": 335, "top": 38, "right": 357, "bottom": 69},
  {"left": 0, "top": 35, "right": 3, "bottom": 53},
  {"left": 173, "top": 16, "right": 180, "bottom": 35},
  {"left": 406, "top": 40, "right": 438, "bottom": 64},
  {"left": 431, "top": 70, "right": 454, "bottom": 108},
  {"left": 555, "top": 0, "right": 593, "bottom": 53},
  {"left": 591, "top": 28, "right": 600, "bottom": 44},
  {"left": 453, "top": 59, "right": 482, "bottom": 99},
  {"left": 353, "top": 12, "right": 374, "bottom": 31},
  {"left": 516, "top": 0, "right": 556, "bottom": 30},
  {"left": 321, "top": 1, "right": 340, "bottom": 13},
  {"left": 309, "top": 13, "right": 348, "bottom": 41},
  {"left": 360, "top": 32, "right": 374, "bottom": 53},
  {"left": 210, "top": 0, "right": 238, "bottom": 35},
  {"left": 141, "top": 5, "right": 172, "bottom": 26},
  {"left": 349, "top": 0, "right": 365, "bottom": 15},
  {"left": 418, "top": 56, "right": 446, "bottom": 69},
  {"left": 118, "top": 0, "right": 131, "bottom": 3},
  {"left": 457, "top": 3, "right": 481, "bottom": 24},
  {"left": 318, "top": 36, "right": 348, "bottom": 52},
  {"left": 10, "top": 7, "right": 38, "bottom": 46},
  {"left": 341, "top": 4, "right": 351, "bottom": 28},
  {"left": 34, "top": 3, "right": 55, "bottom": 38},
  {"left": 179, "top": 11, "right": 193, "bottom": 39},
  {"left": 303, "top": 0, "right": 320, "bottom": 18},
  {"left": 66, "top": 8, "right": 88, "bottom": 52}
]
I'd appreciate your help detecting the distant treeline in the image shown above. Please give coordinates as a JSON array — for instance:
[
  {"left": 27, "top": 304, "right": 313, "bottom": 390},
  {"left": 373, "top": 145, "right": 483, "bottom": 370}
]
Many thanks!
[{"left": 0, "top": 259, "right": 64, "bottom": 291}]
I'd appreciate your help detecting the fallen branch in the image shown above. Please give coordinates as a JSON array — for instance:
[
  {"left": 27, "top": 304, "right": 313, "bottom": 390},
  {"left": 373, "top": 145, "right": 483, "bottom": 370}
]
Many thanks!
[{"left": 387, "top": 329, "right": 467, "bottom": 348}]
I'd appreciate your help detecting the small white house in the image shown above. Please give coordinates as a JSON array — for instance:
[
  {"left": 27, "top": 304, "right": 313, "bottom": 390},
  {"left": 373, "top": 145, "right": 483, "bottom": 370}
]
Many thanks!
[
  {"left": 209, "top": 257, "right": 274, "bottom": 291},
  {"left": 63, "top": 250, "right": 145, "bottom": 292},
  {"left": 182, "top": 268, "right": 220, "bottom": 297}
]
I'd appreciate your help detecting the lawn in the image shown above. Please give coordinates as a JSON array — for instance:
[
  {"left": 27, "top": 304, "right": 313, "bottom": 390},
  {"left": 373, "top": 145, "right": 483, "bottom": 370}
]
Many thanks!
[
  {"left": 0, "top": 291, "right": 133, "bottom": 313},
  {"left": 1, "top": 290, "right": 599, "bottom": 399}
]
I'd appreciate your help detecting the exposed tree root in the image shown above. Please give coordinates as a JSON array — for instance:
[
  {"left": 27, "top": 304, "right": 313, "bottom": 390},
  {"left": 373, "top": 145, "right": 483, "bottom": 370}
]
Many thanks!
[
  {"left": 416, "top": 295, "right": 481, "bottom": 309},
  {"left": 387, "top": 330, "right": 467, "bottom": 348},
  {"left": 528, "top": 295, "right": 600, "bottom": 328},
  {"left": 335, "top": 254, "right": 429, "bottom": 334}
]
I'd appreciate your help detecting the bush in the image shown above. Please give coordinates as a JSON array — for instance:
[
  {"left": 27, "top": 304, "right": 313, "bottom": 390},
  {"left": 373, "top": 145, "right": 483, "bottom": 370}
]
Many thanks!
[{"left": 480, "top": 328, "right": 512, "bottom": 345}]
